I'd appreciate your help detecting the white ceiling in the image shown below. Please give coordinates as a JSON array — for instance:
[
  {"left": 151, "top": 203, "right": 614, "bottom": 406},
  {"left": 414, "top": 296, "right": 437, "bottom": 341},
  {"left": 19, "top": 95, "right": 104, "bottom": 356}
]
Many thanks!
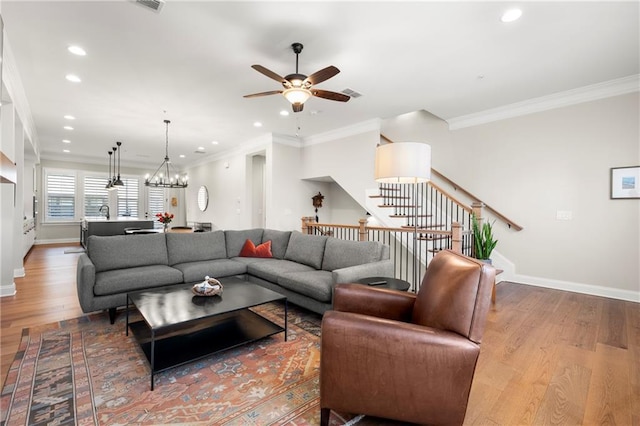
[{"left": 2, "top": 1, "right": 639, "bottom": 169}]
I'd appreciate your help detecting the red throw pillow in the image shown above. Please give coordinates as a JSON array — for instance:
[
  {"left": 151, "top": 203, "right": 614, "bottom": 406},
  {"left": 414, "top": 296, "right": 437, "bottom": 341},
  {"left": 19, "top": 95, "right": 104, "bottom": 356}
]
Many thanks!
[{"left": 239, "top": 239, "right": 272, "bottom": 258}]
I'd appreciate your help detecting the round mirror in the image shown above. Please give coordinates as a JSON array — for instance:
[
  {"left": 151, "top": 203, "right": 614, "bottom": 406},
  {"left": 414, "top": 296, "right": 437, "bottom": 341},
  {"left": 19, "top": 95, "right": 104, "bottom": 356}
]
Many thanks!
[{"left": 197, "top": 186, "right": 209, "bottom": 211}]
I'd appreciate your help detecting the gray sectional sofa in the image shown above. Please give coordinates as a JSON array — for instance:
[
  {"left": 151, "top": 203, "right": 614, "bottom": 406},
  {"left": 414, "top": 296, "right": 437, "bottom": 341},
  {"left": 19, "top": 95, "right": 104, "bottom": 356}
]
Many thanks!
[{"left": 76, "top": 228, "right": 393, "bottom": 322}]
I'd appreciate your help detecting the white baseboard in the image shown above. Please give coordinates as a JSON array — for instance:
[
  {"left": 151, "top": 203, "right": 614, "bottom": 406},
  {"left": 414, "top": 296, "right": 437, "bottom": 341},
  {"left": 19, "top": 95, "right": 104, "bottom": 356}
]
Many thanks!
[
  {"left": 35, "top": 238, "right": 81, "bottom": 245},
  {"left": 0, "top": 283, "right": 17, "bottom": 297},
  {"left": 490, "top": 250, "right": 638, "bottom": 303},
  {"left": 503, "top": 273, "right": 640, "bottom": 303},
  {"left": 13, "top": 267, "right": 25, "bottom": 278}
]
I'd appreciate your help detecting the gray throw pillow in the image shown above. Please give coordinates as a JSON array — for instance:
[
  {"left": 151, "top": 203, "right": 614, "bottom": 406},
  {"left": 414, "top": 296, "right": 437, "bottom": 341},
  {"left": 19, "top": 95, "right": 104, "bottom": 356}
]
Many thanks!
[
  {"left": 283, "top": 231, "right": 327, "bottom": 270},
  {"left": 262, "top": 229, "right": 292, "bottom": 259},
  {"left": 321, "top": 238, "right": 382, "bottom": 271},
  {"left": 166, "top": 231, "right": 227, "bottom": 265},
  {"left": 89, "top": 233, "right": 169, "bottom": 272}
]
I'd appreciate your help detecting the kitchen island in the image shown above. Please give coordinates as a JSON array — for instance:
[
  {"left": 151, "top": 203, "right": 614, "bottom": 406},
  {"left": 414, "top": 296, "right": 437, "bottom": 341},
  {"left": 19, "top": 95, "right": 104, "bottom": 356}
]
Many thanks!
[{"left": 81, "top": 218, "right": 155, "bottom": 248}]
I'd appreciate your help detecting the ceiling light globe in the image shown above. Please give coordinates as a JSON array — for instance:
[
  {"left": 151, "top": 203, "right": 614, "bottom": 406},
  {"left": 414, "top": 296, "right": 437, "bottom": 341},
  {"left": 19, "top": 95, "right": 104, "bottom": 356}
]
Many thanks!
[{"left": 283, "top": 88, "right": 312, "bottom": 105}]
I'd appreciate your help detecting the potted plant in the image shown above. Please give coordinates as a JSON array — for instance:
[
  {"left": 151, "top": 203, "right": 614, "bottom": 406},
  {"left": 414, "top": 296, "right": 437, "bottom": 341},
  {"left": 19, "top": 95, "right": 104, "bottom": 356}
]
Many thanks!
[{"left": 471, "top": 214, "right": 497, "bottom": 262}]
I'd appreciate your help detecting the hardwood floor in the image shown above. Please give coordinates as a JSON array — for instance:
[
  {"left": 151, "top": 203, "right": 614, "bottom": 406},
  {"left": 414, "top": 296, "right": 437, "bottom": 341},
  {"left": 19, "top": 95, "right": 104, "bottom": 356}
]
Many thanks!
[{"left": 1, "top": 243, "right": 638, "bottom": 424}]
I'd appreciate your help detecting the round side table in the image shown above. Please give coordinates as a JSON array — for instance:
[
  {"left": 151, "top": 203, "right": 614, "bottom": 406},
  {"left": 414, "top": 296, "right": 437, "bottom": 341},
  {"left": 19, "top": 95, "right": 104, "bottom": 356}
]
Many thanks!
[{"left": 355, "top": 276, "right": 410, "bottom": 291}]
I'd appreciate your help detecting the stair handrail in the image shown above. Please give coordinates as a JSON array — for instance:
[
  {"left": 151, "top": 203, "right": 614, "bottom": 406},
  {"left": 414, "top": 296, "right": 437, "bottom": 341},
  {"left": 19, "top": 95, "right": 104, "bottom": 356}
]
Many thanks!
[
  {"left": 380, "top": 134, "right": 523, "bottom": 231},
  {"left": 431, "top": 169, "right": 523, "bottom": 231}
]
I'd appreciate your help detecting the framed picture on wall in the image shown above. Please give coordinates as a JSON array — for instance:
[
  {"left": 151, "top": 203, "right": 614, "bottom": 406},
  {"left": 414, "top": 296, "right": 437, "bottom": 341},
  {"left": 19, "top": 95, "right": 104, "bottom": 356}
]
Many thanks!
[{"left": 610, "top": 166, "right": 640, "bottom": 199}]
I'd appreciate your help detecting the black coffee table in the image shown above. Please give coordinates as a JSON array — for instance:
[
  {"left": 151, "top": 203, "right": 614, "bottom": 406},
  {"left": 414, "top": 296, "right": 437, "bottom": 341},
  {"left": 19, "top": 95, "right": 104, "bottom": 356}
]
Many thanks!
[{"left": 126, "top": 277, "right": 287, "bottom": 390}]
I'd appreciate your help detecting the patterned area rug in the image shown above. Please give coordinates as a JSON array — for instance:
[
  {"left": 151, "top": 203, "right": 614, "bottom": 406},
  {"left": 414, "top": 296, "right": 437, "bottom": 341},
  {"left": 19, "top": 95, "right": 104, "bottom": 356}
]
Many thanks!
[{"left": 1, "top": 303, "right": 368, "bottom": 425}]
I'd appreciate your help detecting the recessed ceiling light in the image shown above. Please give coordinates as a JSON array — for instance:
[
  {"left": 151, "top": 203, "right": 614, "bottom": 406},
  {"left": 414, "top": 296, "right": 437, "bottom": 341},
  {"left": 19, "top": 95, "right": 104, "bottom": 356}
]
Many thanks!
[
  {"left": 280, "top": 110, "right": 289, "bottom": 116},
  {"left": 65, "top": 74, "right": 81, "bottom": 83},
  {"left": 254, "top": 122, "right": 263, "bottom": 127},
  {"left": 179, "top": 154, "right": 185, "bottom": 158},
  {"left": 64, "top": 126, "right": 74, "bottom": 130},
  {"left": 501, "top": 8, "right": 522, "bottom": 23},
  {"left": 197, "top": 146, "right": 205, "bottom": 151},
  {"left": 211, "top": 141, "right": 219, "bottom": 145},
  {"left": 64, "top": 115, "right": 75, "bottom": 120},
  {"left": 68, "top": 45, "right": 86, "bottom": 56},
  {"left": 63, "top": 149, "right": 70, "bottom": 153},
  {"left": 62, "top": 139, "right": 71, "bottom": 144}
]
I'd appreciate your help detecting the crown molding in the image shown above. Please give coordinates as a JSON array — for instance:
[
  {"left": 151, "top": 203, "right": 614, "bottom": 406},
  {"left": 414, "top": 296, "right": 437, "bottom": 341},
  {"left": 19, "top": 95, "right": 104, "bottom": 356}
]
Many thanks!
[
  {"left": 272, "top": 133, "right": 302, "bottom": 148},
  {"left": 447, "top": 74, "right": 640, "bottom": 130},
  {"left": 302, "top": 118, "right": 381, "bottom": 147}
]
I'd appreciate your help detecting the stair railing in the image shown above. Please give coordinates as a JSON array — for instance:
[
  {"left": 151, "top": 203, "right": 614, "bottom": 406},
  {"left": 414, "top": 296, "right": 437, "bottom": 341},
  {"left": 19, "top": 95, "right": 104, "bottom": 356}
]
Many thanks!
[
  {"left": 301, "top": 217, "right": 468, "bottom": 292},
  {"left": 380, "top": 134, "right": 524, "bottom": 231}
]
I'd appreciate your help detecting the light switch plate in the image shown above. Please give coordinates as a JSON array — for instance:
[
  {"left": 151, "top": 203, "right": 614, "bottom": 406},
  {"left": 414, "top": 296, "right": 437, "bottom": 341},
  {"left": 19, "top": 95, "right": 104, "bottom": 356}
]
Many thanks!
[{"left": 556, "top": 210, "right": 573, "bottom": 220}]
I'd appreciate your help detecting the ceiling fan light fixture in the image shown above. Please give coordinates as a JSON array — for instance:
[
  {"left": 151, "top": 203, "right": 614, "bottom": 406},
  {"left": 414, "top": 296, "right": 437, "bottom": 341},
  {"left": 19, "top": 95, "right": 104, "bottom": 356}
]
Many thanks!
[{"left": 283, "top": 87, "right": 312, "bottom": 105}]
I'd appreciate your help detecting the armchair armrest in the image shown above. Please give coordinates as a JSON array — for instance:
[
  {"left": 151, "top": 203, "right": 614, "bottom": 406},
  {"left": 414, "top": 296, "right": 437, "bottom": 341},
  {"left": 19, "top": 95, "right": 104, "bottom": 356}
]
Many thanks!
[
  {"left": 333, "top": 283, "right": 416, "bottom": 322},
  {"left": 331, "top": 259, "right": 393, "bottom": 284},
  {"left": 321, "top": 310, "right": 481, "bottom": 425},
  {"left": 76, "top": 253, "right": 96, "bottom": 313}
]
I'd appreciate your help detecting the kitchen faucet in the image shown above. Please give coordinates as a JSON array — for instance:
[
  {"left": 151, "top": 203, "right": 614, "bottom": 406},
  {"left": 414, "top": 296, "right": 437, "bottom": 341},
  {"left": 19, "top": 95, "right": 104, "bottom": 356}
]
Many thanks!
[{"left": 99, "top": 205, "right": 110, "bottom": 220}]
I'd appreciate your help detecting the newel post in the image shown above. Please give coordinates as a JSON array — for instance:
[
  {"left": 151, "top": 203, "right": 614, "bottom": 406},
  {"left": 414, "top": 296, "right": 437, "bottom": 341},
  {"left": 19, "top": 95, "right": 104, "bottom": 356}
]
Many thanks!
[
  {"left": 451, "top": 221, "right": 463, "bottom": 253},
  {"left": 301, "top": 217, "right": 311, "bottom": 234},
  {"left": 471, "top": 201, "right": 485, "bottom": 223},
  {"left": 358, "top": 218, "right": 368, "bottom": 241}
]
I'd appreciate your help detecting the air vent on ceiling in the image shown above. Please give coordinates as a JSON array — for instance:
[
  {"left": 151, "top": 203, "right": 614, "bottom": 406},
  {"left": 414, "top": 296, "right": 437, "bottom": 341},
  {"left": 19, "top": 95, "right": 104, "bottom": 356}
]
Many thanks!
[
  {"left": 134, "top": 0, "right": 165, "bottom": 13},
  {"left": 341, "top": 88, "right": 363, "bottom": 99},
  {"left": 194, "top": 150, "right": 205, "bottom": 154}
]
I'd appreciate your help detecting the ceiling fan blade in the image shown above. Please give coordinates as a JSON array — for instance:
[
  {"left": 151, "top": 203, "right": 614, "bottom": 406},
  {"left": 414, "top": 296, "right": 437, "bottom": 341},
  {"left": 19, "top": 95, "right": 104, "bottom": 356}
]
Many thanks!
[
  {"left": 304, "top": 66, "right": 340, "bottom": 85},
  {"left": 243, "top": 90, "right": 283, "bottom": 98},
  {"left": 251, "top": 65, "right": 288, "bottom": 84},
  {"left": 311, "top": 89, "right": 350, "bottom": 102}
]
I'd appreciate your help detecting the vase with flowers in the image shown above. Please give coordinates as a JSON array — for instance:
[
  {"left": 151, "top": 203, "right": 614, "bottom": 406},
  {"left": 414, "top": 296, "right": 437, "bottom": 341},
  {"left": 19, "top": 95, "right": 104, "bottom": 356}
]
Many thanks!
[{"left": 156, "top": 212, "right": 174, "bottom": 232}]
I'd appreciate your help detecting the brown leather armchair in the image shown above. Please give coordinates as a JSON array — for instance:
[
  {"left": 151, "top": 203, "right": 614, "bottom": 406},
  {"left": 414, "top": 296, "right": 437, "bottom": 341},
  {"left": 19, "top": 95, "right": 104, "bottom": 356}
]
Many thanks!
[{"left": 320, "top": 249, "right": 496, "bottom": 425}]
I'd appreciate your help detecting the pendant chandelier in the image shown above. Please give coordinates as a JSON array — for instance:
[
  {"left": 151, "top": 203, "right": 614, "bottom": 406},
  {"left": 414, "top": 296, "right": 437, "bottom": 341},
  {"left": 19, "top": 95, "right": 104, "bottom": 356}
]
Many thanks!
[
  {"left": 105, "top": 142, "right": 124, "bottom": 190},
  {"left": 113, "top": 141, "right": 124, "bottom": 186},
  {"left": 145, "top": 119, "right": 188, "bottom": 188},
  {"left": 105, "top": 150, "right": 114, "bottom": 189}
]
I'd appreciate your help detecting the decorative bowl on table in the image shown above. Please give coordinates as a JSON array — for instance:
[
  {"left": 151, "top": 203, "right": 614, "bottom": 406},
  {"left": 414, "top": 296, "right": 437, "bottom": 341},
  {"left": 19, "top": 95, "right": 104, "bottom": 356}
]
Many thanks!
[{"left": 192, "top": 276, "right": 223, "bottom": 296}]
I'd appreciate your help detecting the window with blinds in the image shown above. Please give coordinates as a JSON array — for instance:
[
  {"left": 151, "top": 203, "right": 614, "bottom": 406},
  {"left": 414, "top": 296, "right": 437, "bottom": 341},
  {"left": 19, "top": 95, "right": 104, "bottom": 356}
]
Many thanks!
[
  {"left": 46, "top": 172, "right": 76, "bottom": 220},
  {"left": 84, "top": 176, "right": 109, "bottom": 218},
  {"left": 117, "top": 178, "right": 139, "bottom": 217},
  {"left": 147, "top": 187, "right": 164, "bottom": 228}
]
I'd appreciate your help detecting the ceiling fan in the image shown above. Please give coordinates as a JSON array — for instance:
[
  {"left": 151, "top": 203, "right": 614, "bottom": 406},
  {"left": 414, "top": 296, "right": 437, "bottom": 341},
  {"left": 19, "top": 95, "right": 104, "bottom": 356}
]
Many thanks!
[{"left": 244, "top": 42, "right": 350, "bottom": 113}]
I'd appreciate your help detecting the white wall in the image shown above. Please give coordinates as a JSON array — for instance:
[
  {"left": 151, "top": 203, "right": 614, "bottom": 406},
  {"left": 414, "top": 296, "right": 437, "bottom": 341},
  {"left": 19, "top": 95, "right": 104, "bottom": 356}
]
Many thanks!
[
  {"left": 268, "top": 141, "right": 322, "bottom": 231},
  {"left": 301, "top": 128, "right": 380, "bottom": 208},
  {"left": 383, "top": 93, "right": 640, "bottom": 300}
]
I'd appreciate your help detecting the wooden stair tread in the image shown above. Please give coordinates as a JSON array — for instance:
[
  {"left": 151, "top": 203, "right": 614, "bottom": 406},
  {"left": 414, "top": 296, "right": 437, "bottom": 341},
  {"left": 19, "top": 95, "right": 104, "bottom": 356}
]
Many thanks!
[
  {"left": 401, "top": 224, "right": 445, "bottom": 229},
  {"left": 417, "top": 235, "right": 449, "bottom": 241},
  {"left": 369, "top": 195, "right": 411, "bottom": 199},
  {"left": 378, "top": 204, "right": 416, "bottom": 208},
  {"left": 389, "top": 214, "right": 432, "bottom": 218}
]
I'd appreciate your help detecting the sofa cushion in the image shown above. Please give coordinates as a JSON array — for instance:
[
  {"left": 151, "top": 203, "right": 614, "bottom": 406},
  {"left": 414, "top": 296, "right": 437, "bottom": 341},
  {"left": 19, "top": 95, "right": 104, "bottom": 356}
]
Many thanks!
[
  {"left": 239, "top": 239, "right": 273, "bottom": 258},
  {"left": 321, "top": 239, "right": 383, "bottom": 271},
  {"left": 89, "top": 234, "right": 169, "bottom": 272},
  {"left": 262, "top": 229, "right": 291, "bottom": 259},
  {"left": 94, "top": 265, "right": 183, "bottom": 296},
  {"left": 283, "top": 231, "right": 328, "bottom": 270},
  {"left": 225, "top": 229, "right": 264, "bottom": 258},
  {"left": 277, "top": 270, "right": 334, "bottom": 303},
  {"left": 166, "top": 231, "right": 227, "bottom": 265},
  {"left": 247, "top": 259, "right": 315, "bottom": 283},
  {"left": 172, "top": 259, "right": 247, "bottom": 283}
]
